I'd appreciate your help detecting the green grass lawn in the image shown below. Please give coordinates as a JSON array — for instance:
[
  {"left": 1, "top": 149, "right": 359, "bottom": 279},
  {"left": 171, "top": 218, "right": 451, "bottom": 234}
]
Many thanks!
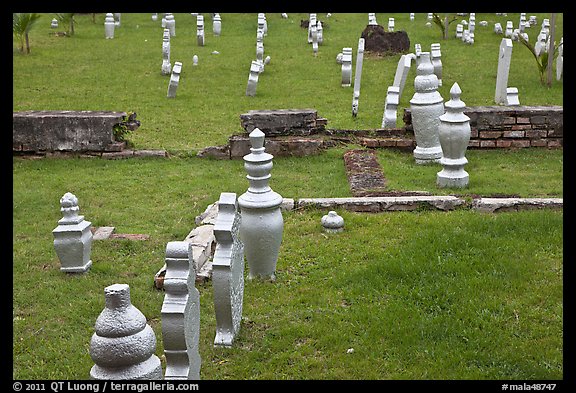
[{"left": 13, "top": 12, "right": 563, "bottom": 381}]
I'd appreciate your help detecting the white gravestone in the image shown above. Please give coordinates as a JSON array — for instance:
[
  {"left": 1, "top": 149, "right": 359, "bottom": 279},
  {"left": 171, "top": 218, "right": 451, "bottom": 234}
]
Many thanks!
[
  {"left": 388, "top": 18, "right": 395, "bottom": 32},
  {"left": 352, "top": 38, "right": 365, "bottom": 117},
  {"left": 51, "top": 18, "right": 58, "bottom": 28},
  {"left": 341, "top": 47, "right": 353, "bottom": 87},
  {"left": 114, "top": 13, "right": 121, "bottom": 27},
  {"left": 192, "top": 54, "right": 198, "bottom": 66},
  {"left": 308, "top": 13, "right": 317, "bottom": 43},
  {"left": 167, "top": 62, "right": 182, "bottom": 98},
  {"left": 161, "top": 29, "right": 171, "bottom": 76},
  {"left": 410, "top": 13, "right": 415, "bottom": 21},
  {"left": 556, "top": 37, "right": 563, "bottom": 81},
  {"left": 213, "top": 13, "right": 221, "bottom": 36},
  {"left": 456, "top": 24, "right": 463, "bottom": 38},
  {"left": 495, "top": 38, "right": 518, "bottom": 105},
  {"left": 368, "top": 13, "right": 377, "bottom": 26},
  {"left": 505, "top": 21, "right": 513, "bottom": 37},
  {"left": 494, "top": 22, "right": 503, "bottom": 34},
  {"left": 166, "top": 13, "right": 175, "bottom": 37},
  {"left": 317, "top": 21, "right": 323, "bottom": 44},
  {"left": 90, "top": 284, "right": 162, "bottom": 380},
  {"left": 238, "top": 129, "right": 284, "bottom": 281},
  {"left": 245, "top": 61, "right": 260, "bottom": 96},
  {"left": 392, "top": 53, "right": 414, "bottom": 98},
  {"left": 104, "top": 13, "right": 115, "bottom": 39},
  {"left": 431, "top": 43, "right": 442, "bottom": 87},
  {"left": 212, "top": 193, "right": 245, "bottom": 348},
  {"left": 409, "top": 52, "right": 444, "bottom": 164},
  {"left": 161, "top": 242, "right": 201, "bottom": 380},
  {"left": 311, "top": 22, "right": 318, "bottom": 56},
  {"left": 152, "top": 13, "right": 158, "bottom": 22},
  {"left": 197, "top": 15, "right": 205, "bottom": 46},
  {"left": 52, "top": 192, "right": 92, "bottom": 273},
  {"left": 382, "top": 86, "right": 400, "bottom": 128},
  {"left": 414, "top": 43, "right": 422, "bottom": 67},
  {"left": 437, "top": 82, "right": 471, "bottom": 188}
]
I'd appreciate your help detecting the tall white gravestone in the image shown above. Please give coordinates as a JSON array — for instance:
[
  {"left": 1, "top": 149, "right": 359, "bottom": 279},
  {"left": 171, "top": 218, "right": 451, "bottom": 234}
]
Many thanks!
[
  {"left": 197, "top": 15, "right": 205, "bottom": 46},
  {"left": 52, "top": 192, "right": 92, "bottom": 273},
  {"left": 212, "top": 193, "right": 245, "bottom": 348},
  {"left": 341, "top": 47, "right": 353, "bottom": 87},
  {"left": 437, "top": 82, "right": 471, "bottom": 188},
  {"left": 161, "top": 241, "right": 201, "bottom": 380},
  {"left": 392, "top": 54, "right": 413, "bottom": 98},
  {"left": 352, "top": 38, "right": 365, "bottom": 117},
  {"left": 409, "top": 52, "right": 444, "bottom": 164},
  {"left": 167, "top": 61, "right": 182, "bottom": 98},
  {"left": 166, "top": 13, "right": 176, "bottom": 37},
  {"left": 161, "top": 29, "right": 171, "bottom": 76},
  {"left": 104, "top": 13, "right": 115, "bottom": 39},
  {"left": 213, "top": 13, "right": 222, "bottom": 36},
  {"left": 90, "top": 284, "right": 162, "bottom": 380},
  {"left": 382, "top": 86, "right": 400, "bottom": 128},
  {"left": 238, "top": 129, "right": 284, "bottom": 281},
  {"left": 494, "top": 38, "right": 519, "bottom": 105},
  {"left": 556, "top": 37, "right": 563, "bottom": 81},
  {"left": 430, "top": 43, "right": 442, "bottom": 86}
]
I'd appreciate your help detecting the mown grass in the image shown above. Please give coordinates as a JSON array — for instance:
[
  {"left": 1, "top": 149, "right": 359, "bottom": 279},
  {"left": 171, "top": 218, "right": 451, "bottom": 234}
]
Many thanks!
[{"left": 13, "top": 12, "right": 563, "bottom": 381}]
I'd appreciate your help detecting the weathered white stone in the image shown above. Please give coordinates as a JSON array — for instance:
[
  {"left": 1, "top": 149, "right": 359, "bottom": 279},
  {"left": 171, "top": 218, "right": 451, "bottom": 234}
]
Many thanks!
[
  {"left": 392, "top": 54, "right": 413, "bottom": 98},
  {"left": 317, "top": 21, "right": 323, "bottom": 44},
  {"left": 281, "top": 13, "right": 288, "bottom": 19},
  {"left": 308, "top": 13, "right": 316, "bottom": 43},
  {"left": 52, "top": 192, "right": 92, "bottom": 273},
  {"left": 213, "top": 13, "right": 221, "bottom": 36},
  {"left": 456, "top": 24, "right": 463, "bottom": 38},
  {"left": 368, "top": 13, "right": 377, "bottom": 26},
  {"left": 409, "top": 52, "right": 444, "bottom": 164},
  {"left": 90, "top": 284, "right": 162, "bottom": 380},
  {"left": 167, "top": 61, "right": 182, "bottom": 98},
  {"left": 495, "top": 38, "right": 513, "bottom": 105},
  {"left": 161, "top": 29, "right": 171, "bottom": 75},
  {"left": 430, "top": 43, "right": 442, "bottom": 86},
  {"left": 414, "top": 43, "right": 422, "bottom": 67},
  {"left": 505, "top": 21, "right": 513, "bottom": 37},
  {"left": 529, "top": 15, "right": 537, "bottom": 26},
  {"left": 479, "top": 20, "right": 488, "bottom": 27},
  {"left": 197, "top": 15, "right": 205, "bottom": 46},
  {"left": 410, "top": 13, "right": 415, "bottom": 21},
  {"left": 336, "top": 52, "right": 343, "bottom": 64},
  {"left": 165, "top": 13, "right": 175, "bottom": 37},
  {"left": 161, "top": 242, "right": 201, "bottom": 380},
  {"left": 341, "top": 47, "right": 353, "bottom": 87},
  {"left": 297, "top": 196, "right": 466, "bottom": 212},
  {"left": 151, "top": 13, "right": 158, "bottom": 22},
  {"left": 321, "top": 211, "right": 344, "bottom": 233},
  {"left": 494, "top": 22, "right": 503, "bottom": 34},
  {"left": 382, "top": 86, "right": 400, "bottom": 128},
  {"left": 245, "top": 61, "right": 260, "bottom": 96},
  {"left": 192, "top": 54, "right": 198, "bottom": 66},
  {"left": 472, "top": 198, "right": 563, "bottom": 213},
  {"left": 535, "top": 32, "right": 547, "bottom": 57},
  {"left": 506, "top": 87, "right": 520, "bottom": 106},
  {"left": 427, "top": 13, "right": 433, "bottom": 21},
  {"left": 352, "top": 38, "right": 365, "bottom": 117},
  {"left": 212, "top": 193, "right": 245, "bottom": 348},
  {"left": 51, "top": 18, "right": 58, "bottom": 28},
  {"left": 437, "top": 83, "right": 471, "bottom": 188},
  {"left": 238, "top": 129, "right": 283, "bottom": 281},
  {"left": 388, "top": 17, "right": 395, "bottom": 32},
  {"left": 311, "top": 22, "right": 318, "bottom": 56},
  {"left": 104, "top": 13, "right": 115, "bottom": 39},
  {"left": 556, "top": 37, "right": 563, "bottom": 81}
]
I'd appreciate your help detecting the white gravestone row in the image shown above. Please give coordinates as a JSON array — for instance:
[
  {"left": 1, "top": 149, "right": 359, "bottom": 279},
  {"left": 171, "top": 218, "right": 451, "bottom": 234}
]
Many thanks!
[
  {"left": 161, "top": 241, "right": 201, "bottom": 380},
  {"left": 351, "top": 38, "right": 365, "bottom": 117},
  {"left": 494, "top": 38, "right": 519, "bottom": 106},
  {"left": 166, "top": 13, "right": 175, "bottom": 37},
  {"left": 212, "top": 193, "right": 245, "bottom": 348}
]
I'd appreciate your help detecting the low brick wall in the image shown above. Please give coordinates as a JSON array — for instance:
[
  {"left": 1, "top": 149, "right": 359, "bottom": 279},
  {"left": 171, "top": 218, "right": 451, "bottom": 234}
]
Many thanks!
[
  {"left": 403, "top": 105, "right": 563, "bottom": 149},
  {"left": 13, "top": 110, "right": 127, "bottom": 153}
]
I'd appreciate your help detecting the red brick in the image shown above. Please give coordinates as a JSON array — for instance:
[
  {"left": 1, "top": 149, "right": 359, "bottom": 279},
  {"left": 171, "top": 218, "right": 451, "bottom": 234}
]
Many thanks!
[
  {"left": 395, "top": 139, "right": 415, "bottom": 147},
  {"left": 547, "top": 139, "right": 562, "bottom": 148},
  {"left": 480, "top": 140, "right": 496, "bottom": 148},
  {"left": 502, "top": 117, "right": 516, "bottom": 124},
  {"left": 503, "top": 130, "right": 525, "bottom": 138},
  {"left": 470, "top": 128, "right": 478, "bottom": 138},
  {"left": 496, "top": 139, "right": 512, "bottom": 147},
  {"left": 479, "top": 131, "right": 503, "bottom": 139},
  {"left": 378, "top": 139, "right": 398, "bottom": 147},
  {"left": 468, "top": 140, "right": 480, "bottom": 148},
  {"left": 360, "top": 138, "right": 379, "bottom": 148},
  {"left": 525, "top": 130, "right": 542, "bottom": 138},
  {"left": 516, "top": 117, "right": 531, "bottom": 124},
  {"left": 511, "top": 124, "right": 532, "bottom": 131},
  {"left": 530, "top": 139, "right": 547, "bottom": 147},
  {"left": 510, "top": 140, "right": 531, "bottom": 148}
]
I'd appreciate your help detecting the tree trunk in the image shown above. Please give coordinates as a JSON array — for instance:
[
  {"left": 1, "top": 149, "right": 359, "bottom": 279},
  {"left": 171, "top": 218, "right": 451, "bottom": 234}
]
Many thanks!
[
  {"left": 444, "top": 17, "right": 449, "bottom": 40},
  {"left": 25, "top": 33, "right": 30, "bottom": 54}
]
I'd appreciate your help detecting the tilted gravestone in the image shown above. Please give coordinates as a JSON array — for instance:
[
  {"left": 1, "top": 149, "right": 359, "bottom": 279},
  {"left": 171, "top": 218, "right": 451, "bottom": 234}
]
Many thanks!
[
  {"left": 52, "top": 192, "right": 92, "bottom": 273},
  {"left": 212, "top": 193, "right": 245, "bottom": 348},
  {"left": 161, "top": 241, "right": 201, "bottom": 379},
  {"left": 167, "top": 62, "right": 182, "bottom": 98},
  {"left": 90, "top": 284, "right": 162, "bottom": 380},
  {"left": 352, "top": 38, "right": 365, "bottom": 117},
  {"left": 382, "top": 86, "right": 400, "bottom": 128},
  {"left": 245, "top": 61, "right": 261, "bottom": 96},
  {"left": 495, "top": 38, "right": 519, "bottom": 105},
  {"left": 392, "top": 53, "right": 414, "bottom": 98}
]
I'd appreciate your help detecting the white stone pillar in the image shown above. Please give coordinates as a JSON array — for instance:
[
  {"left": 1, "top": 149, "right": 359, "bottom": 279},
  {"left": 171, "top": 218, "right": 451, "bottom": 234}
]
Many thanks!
[
  {"left": 167, "top": 62, "right": 182, "bottom": 98},
  {"left": 495, "top": 38, "right": 513, "bottom": 105},
  {"left": 382, "top": 86, "right": 400, "bottom": 128},
  {"left": 161, "top": 29, "right": 171, "bottom": 76},
  {"left": 409, "top": 52, "right": 444, "bottom": 164},
  {"left": 104, "top": 13, "right": 115, "bottom": 39},
  {"left": 213, "top": 13, "right": 221, "bottom": 36},
  {"left": 352, "top": 38, "right": 365, "bottom": 117},
  {"left": 238, "top": 129, "right": 283, "bottom": 281},
  {"left": 161, "top": 242, "right": 201, "bottom": 380},
  {"left": 166, "top": 13, "right": 175, "bottom": 37},
  {"left": 197, "top": 15, "right": 205, "bottom": 46},
  {"left": 90, "top": 284, "right": 162, "bottom": 380},
  {"left": 430, "top": 43, "right": 442, "bottom": 86},
  {"left": 245, "top": 61, "right": 260, "bottom": 96},
  {"left": 213, "top": 193, "right": 245, "bottom": 348},
  {"left": 341, "top": 47, "right": 353, "bottom": 87},
  {"left": 437, "top": 83, "right": 471, "bottom": 188},
  {"left": 52, "top": 192, "right": 92, "bottom": 273}
]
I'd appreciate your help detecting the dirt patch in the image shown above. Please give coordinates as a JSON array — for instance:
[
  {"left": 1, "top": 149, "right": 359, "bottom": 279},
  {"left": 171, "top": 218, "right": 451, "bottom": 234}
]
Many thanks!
[{"left": 360, "top": 25, "right": 410, "bottom": 55}]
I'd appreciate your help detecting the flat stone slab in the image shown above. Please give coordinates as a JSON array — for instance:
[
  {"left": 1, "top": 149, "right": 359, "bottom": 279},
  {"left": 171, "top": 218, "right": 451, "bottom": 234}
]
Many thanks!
[
  {"left": 296, "top": 196, "right": 466, "bottom": 212},
  {"left": 92, "top": 226, "right": 116, "bottom": 240},
  {"left": 472, "top": 197, "right": 563, "bottom": 213}
]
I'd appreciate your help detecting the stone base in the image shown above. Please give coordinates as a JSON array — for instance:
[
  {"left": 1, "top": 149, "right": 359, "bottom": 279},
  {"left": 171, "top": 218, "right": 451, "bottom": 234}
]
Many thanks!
[
  {"left": 61, "top": 260, "right": 92, "bottom": 274},
  {"left": 436, "top": 171, "right": 469, "bottom": 188},
  {"left": 413, "top": 145, "right": 442, "bottom": 164}
]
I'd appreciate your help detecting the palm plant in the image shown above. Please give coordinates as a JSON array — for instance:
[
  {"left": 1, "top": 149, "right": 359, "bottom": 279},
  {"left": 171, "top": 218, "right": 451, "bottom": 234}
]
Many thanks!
[
  {"left": 55, "top": 13, "right": 76, "bottom": 36},
  {"left": 13, "top": 13, "right": 41, "bottom": 54},
  {"left": 517, "top": 34, "right": 561, "bottom": 85}
]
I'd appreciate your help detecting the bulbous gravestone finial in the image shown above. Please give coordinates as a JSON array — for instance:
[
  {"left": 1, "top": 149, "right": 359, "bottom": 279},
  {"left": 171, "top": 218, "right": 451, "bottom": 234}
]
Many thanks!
[{"left": 321, "top": 211, "right": 344, "bottom": 233}]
